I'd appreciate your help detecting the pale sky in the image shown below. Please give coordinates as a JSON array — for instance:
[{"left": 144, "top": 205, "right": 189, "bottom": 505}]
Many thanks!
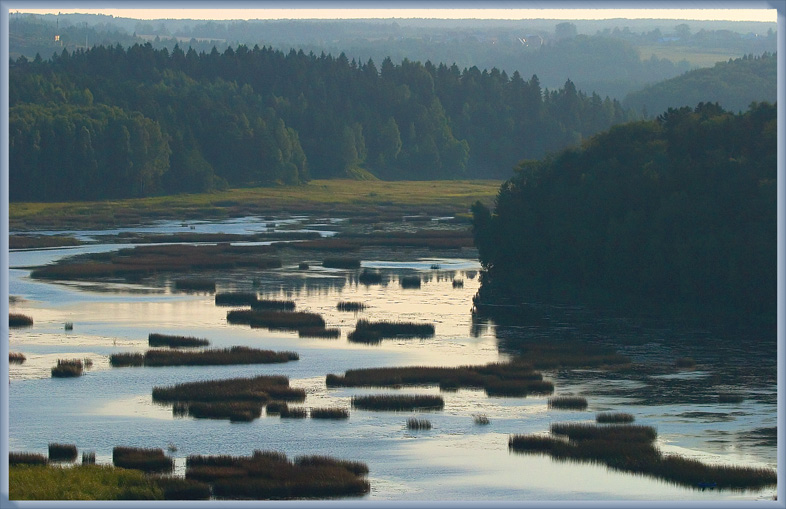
[{"left": 11, "top": 7, "right": 780, "bottom": 23}]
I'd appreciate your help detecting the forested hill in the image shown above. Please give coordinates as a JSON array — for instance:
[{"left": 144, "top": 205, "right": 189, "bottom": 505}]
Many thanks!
[
  {"left": 9, "top": 43, "right": 636, "bottom": 201},
  {"left": 624, "top": 52, "right": 776, "bottom": 116},
  {"left": 472, "top": 102, "right": 776, "bottom": 330}
]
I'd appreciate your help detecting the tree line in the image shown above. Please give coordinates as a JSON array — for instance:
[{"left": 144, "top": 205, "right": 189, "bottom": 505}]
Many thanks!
[
  {"left": 472, "top": 102, "right": 776, "bottom": 331},
  {"left": 10, "top": 42, "right": 636, "bottom": 200}
]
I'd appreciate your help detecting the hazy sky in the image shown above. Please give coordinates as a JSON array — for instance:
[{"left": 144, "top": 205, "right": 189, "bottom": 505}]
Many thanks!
[{"left": 12, "top": 7, "right": 780, "bottom": 23}]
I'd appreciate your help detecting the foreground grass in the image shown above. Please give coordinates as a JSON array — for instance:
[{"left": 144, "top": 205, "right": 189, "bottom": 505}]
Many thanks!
[
  {"left": 9, "top": 464, "right": 164, "bottom": 500},
  {"left": 10, "top": 179, "right": 501, "bottom": 231}
]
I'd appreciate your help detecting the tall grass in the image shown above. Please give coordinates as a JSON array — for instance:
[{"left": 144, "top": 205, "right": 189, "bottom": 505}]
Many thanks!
[
  {"left": 148, "top": 333, "right": 210, "bottom": 348},
  {"left": 153, "top": 375, "right": 304, "bottom": 404},
  {"left": 548, "top": 396, "right": 588, "bottom": 410},
  {"left": 280, "top": 407, "right": 308, "bottom": 418},
  {"left": 113, "top": 447, "right": 174, "bottom": 473},
  {"left": 298, "top": 327, "right": 341, "bottom": 339},
  {"left": 110, "top": 347, "right": 298, "bottom": 367},
  {"left": 596, "top": 412, "right": 635, "bottom": 423},
  {"left": 351, "top": 394, "right": 444, "bottom": 411},
  {"left": 215, "top": 292, "right": 258, "bottom": 306},
  {"left": 9, "top": 352, "right": 26, "bottom": 364},
  {"left": 310, "top": 407, "right": 350, "bottom": 419},
  {"left": 155, "top": 477, "right": 211, "bottom": 500},
  {"left": 9, "top": 464, "right": 165, "bottom": 500},
  {"left": 51, "top": 359, "right": 84, "bottom": 378},
  {"left": 358, "top": 270, "right": 384, "bottom": 285},
  {"left": 326, "top": 361, "right": 552, "bottom": 397},
  {"left": 337, "top": 301, "right": 366, "bottom": 312},
  {"left": 10, "top": 452, "right": 48, "bottom": 465},
  {"left": 185, "top": 401, "right": 264, "bottom": 422},
  {"left": 347, "top": 320, "right": 435, "bottom": 344},
  {"left": 9, "top": 313, "right": 33, "bottom": 327},
  {"left": 509, "top": 422, "right": 777, "bottom": 489},
  {"left": 184, "top": 450, "right": 370, "bottom": 499},
  {"left": 48, "top": 443, "right": 78, "bottom": 462},
  {"left": 252, "top": 299, "right": 296, "bottom": 311},
  {"left": 227, "top": 309, "right": 325, "bottom": 330},
  {"left": 406, "top": 418, "right": 432, "bottom": 430}
]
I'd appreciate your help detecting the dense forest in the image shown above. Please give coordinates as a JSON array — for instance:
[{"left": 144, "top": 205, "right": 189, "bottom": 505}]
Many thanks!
[
  {"left": 9, "top": 42, "right": 637, "bottom": 201},
  {"left": 623, "top": 52, "right": 777, "bottom": 115},
  {"left": 472, "top": 102, "right": 776, "bottom": 330}
]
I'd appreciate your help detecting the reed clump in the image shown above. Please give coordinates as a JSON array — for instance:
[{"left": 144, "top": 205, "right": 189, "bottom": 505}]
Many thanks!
[
  {"left": 326, "top": 361, "right": 552, "bottom": 398},
  {"left": 227, "top": 310, "right": 325, "bottom": 331},
  {"left": 155, "top": 477, "right": 211, "bottom": 500},
  {"left": 215, "top": 292, "right": 258, "bottom": 306},
  {"left": 10, "top": 452, "right": 48, "bottom": 465},
  {"left": 280, "top": 407, "right": 308, "bottom": 419},
  {"left": 473, "top": 414, "right": 490, "bottom": 425},
  {"left": 266, "top": 402, "right": 288, "bottom": 415},
  {"left": 347, "top": 320, "right": 435, "bottom": 344},
  {"left": 113, "top": 447, "right": 174, "bottom": 473},
  {"left": 51, "top": 359, "right": 84, "bottom": 378},
  {"left": 111, "top": 347, "right": 298, "bottom": 367},
  {"left": 82, "top": 451, "right": 96, "bottom": 464},
  {"left": 153, "top": 375, "right": 304, "bottom": 405},
  {"left": 48, "top": 443, "right": 78, "bottom": 462},
  {"left": 148, "top": 333, "right": 210, "bottom": 348},
  {"left": 675, "top": 357, "right": 696, "bottom": 369},
  {"left": 351, "top": 394, "right": 444, "bottom": 411},
  {"left": 9, "top": 352, "right": 26, "bottom": 364},
  {"left": 322, "top": 258, "right": 361, "bottom": 269},
  {"left": 185, "top": 401, "right": 264, "bottom": 422},
  {"left": 406, "top": 418, "right": 432, "bottom": 430},
  {"left": 718, "top": 393, "right": 744, "bottom": 403},
  {"left": 185, "top": 450, "right": 369, "bottom": 499},
  {"left": 548, "top": 396, "right": 588, "bottom": 410},
  {"left": 337, "top": 301, "right": 366, "bottom": 312},
  {"left": 9, "top": 313, "right": 33, "bottom": 327},
  {"left": 509, "top": 422, "right": 777, "bottom": 489},
  {"left": 174, "top": 278, "right": 216, "bottom": 293},
  {"left": 596, "top": 412, "right": 635, "bottom": 423},
  {"left": 310, "top": 407, "right": 350, "bottom": 419},
  {"left": 251, "top": 299, "right": 296, "bottom": 311},
  {"left": 298, "top": 327, "right": 341, "bottom": 339},
  {"left": 400, "top": 276, "right": 422, "bottom": 289}
]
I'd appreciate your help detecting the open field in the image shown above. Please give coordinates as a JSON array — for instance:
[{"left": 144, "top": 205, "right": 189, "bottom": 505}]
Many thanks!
[
  {"left": 9, "top": 179, "right": 502, "bottom": 231},
  {"left": 637, "top": 45, "right": 745, "bottom": 68}
]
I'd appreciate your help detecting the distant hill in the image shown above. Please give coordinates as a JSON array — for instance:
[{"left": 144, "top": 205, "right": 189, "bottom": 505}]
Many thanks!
[{"left": 623, "top": 53, "right": 776, "bottom": 116}]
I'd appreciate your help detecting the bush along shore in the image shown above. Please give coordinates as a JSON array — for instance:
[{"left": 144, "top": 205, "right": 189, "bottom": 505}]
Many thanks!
[
  {"left": 109, "top": 346, "right": 298, "bottom": 367},
  {"left": 327, "top": 361, "right": 553, "bottom": 397},
  {"left": 509, "top": 422, "right": 777, "bottom": 490}
]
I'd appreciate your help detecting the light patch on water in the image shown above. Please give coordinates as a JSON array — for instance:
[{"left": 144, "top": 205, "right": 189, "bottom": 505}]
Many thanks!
[{"left": 93, "top": 395, "right": 174, "bottom": 421}]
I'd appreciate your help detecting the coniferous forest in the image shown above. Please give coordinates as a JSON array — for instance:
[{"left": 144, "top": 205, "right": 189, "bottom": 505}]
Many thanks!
[
  {"left": 9, "top": 43, "right": 636, "bottom": 201},
  {"left": 471, "top": 102, "right": 776, "bottom": 330}
]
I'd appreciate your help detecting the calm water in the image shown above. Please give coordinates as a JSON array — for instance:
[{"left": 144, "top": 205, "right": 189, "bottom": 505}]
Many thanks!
[{"left": 7, "top": 216, "right": 778, "bottom": 501}]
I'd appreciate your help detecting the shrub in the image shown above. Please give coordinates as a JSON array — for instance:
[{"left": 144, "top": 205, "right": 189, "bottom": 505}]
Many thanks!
[
  {"left": 51, "top": 359, "right": 84, "bottom": 378},
  {"left": 148, "top": 333, "right": 210, "bottom": 348},
  {"left": 310, "top": 407, "right": 349, "bottom": 419},
  {"left": 596, "top": 412, "right": 635, "bottom": 423},
  {"left": 9, "top": 313, "right": 33, "bottom": 327},
  {"left": 174, "top": 278, "right": 216, "bottom": 292},
  {"left": 113, "top": 447, "right": 174, "bottom": 473},
  {"left": 48, "top": 443, "right": 78, "bottom": 462},
  {"left": 351, "top": 394, "right": 444, "bottom": 411},
  {"left": 323, "top": 258, "right": 361, "bottom": 269},
  {"left": 400, "top": 276, "right": 421, "bottom": 289},
  {"left": 64, "top": 322, "right": 74, "bottom": 330},
  {"left": 473, "top": 414, "right": 490, "bottom": 425},
  {"left": 9, "top": 352, "right": 26, "bottom": 364},
  {"left": 10, "top": 452, "right": 47, "bottom": 465},
  {"left": 337, "top": 301, "right": 366, "bottom": 312},
  {"left": 548, "top": 396, "right": 588, "bottom": 410},
  {"left": 406, "top": 418, "right": 432, "bottom": 430}
]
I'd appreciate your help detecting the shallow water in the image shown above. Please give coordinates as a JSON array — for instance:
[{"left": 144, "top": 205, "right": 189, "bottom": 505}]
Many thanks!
[{"left": 6, "top": 216, "right": 778, "bottom": 501}]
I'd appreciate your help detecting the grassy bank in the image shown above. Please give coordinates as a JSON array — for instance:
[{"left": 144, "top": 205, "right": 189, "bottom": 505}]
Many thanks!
[
  {"left": 9, "top": 464, "right": 164, "bottom": 500},
  {"left": 10, "top": 179, "right": 501, "bottom": 231}
]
